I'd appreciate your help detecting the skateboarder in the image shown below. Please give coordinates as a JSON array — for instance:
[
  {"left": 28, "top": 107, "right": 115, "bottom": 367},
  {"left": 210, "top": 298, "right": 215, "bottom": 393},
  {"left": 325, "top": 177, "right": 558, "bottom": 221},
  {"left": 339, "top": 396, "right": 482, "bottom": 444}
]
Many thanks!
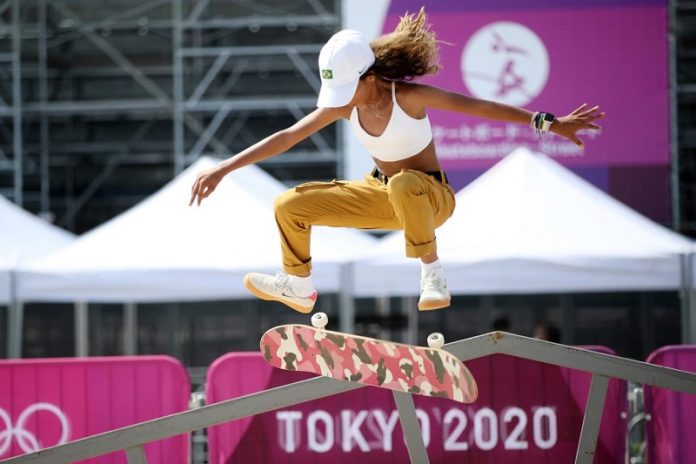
[{"left": 189, "top": 8, "right": 604, "bottom": 313}]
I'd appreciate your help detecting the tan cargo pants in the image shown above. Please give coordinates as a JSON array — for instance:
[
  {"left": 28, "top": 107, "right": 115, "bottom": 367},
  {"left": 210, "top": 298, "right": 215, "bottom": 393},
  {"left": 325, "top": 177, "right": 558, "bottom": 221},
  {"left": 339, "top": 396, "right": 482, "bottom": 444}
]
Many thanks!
[{"left": 273, "top": 169, "right": 456, "bottom": 275}]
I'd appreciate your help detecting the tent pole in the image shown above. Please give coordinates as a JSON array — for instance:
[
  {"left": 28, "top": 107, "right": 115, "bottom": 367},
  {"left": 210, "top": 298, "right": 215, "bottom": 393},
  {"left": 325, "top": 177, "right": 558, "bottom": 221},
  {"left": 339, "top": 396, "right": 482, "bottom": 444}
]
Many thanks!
[
  {"left": 7, "top": 270, "right": 23, "bottom": 358},
  {"left": 690, "top": 253, "right": 696, "bottom": 343},
  {"left": 338, "top": 262, "right": 355, "bottom": 334},
  {"left": 375, "top": 295, "right": 390, "bottom": 339},
  {"left": 75, "top": 301, "right": 89, "bottom": 356},
  {"left": 404, "top": 296, "right": 418, "bottom": 345},
  {"left": 686, "top": 253, "right": 695, "bottom": 344},
  {"left": 124, "top": 302, "right": 138, "bottom": 355},
  {"left": 680, "top": 253, "right": 695, "bottom": 344},
  {"left": 560, "top": 294, "right": 575, "bottom": 345}
]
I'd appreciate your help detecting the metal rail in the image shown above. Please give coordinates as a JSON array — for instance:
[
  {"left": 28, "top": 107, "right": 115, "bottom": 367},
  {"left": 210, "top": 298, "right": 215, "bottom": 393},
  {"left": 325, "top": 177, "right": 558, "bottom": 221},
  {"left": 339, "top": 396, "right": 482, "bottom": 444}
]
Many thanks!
[{"left": 3, "top": 331, "right": 696, "bottom": 464}]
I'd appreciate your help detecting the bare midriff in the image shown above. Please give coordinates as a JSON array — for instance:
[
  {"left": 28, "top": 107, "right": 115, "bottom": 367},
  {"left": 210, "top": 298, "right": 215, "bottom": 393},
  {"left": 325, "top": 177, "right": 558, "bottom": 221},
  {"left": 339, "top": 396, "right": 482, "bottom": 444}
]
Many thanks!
[{"left": 372, "top": 140, "right": 442, "bottom": 177}]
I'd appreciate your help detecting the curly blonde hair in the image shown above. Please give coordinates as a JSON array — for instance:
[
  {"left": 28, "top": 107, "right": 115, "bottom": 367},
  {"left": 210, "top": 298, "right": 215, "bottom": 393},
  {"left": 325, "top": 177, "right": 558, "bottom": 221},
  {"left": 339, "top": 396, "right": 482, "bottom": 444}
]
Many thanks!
[{"left": 367, "top": 7, "right": 440, "bottom": 81}]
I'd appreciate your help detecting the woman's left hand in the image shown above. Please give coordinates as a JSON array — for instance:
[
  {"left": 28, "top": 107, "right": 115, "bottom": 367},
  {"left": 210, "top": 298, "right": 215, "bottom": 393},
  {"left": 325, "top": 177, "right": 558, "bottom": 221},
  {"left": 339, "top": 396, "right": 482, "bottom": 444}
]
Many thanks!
[{"left": 553, "top": 104, "right": 605, "bottom": 149}]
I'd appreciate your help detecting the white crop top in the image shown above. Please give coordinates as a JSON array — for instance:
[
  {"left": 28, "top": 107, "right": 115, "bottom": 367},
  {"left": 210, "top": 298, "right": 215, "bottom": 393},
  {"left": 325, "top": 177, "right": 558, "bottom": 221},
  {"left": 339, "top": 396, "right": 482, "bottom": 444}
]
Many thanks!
[{"left": 349, "top": 82, "right": 433, "bottom": 161}]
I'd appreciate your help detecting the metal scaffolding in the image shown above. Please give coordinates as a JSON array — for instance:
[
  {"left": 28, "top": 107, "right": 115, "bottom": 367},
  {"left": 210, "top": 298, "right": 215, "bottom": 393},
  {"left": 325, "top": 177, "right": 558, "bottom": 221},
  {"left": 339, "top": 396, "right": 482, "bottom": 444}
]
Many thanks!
[
  {"left": 0, "top": 0, "right": 22, "bottom": 206},
  {"left": 673, "top": 0, "right": 696, "bottom": 236},
  {"left": 0, "top": 0, "right": 339, "bottom": 232},
  {"left": 1, "top": 1, "right": 693, "bottom": 236}
]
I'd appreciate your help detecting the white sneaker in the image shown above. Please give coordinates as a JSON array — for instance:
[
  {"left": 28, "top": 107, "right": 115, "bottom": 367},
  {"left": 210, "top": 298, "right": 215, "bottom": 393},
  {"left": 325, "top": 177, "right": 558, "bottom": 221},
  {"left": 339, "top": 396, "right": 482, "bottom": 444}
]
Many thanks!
[
  {"left": 418, "top": 270, "right": 451, "bottom": 311},
  {"left": 243, "top": 272, "right": 317, "bottom": 314}
]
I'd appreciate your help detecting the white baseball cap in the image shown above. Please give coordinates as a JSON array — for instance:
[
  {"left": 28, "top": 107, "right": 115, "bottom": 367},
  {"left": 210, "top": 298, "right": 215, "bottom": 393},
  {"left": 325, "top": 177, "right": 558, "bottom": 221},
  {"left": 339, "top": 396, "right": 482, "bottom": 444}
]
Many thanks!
[{"left": 316, "top": 30, "right": 375, "bottom": 108}]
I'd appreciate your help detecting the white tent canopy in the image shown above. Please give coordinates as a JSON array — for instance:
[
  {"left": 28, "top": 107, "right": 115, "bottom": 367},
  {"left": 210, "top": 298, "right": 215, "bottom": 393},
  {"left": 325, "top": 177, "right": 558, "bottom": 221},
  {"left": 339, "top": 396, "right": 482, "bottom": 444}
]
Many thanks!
[
  {"left": 18, "top": 157, "right": 377, "bottom": 303},
  {"left": 354, "top": 148, "right": 694, "bottom": 296},
  {"left": 0, "top": 257, "right": 11, "bottom": 305},
  {"left": 0, "top": 195, "right": 75, "bottom": 304}
]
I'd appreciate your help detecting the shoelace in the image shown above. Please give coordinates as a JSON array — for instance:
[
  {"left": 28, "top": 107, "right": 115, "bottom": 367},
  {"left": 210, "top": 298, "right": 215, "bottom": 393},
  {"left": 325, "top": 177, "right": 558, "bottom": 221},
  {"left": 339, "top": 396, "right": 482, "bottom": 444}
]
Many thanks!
[
  {"left": 421, "top": 271, "right": 447, "bottom": 292},
  {"left": 272, "top": 272, "right": 293, "bottom": 293}
]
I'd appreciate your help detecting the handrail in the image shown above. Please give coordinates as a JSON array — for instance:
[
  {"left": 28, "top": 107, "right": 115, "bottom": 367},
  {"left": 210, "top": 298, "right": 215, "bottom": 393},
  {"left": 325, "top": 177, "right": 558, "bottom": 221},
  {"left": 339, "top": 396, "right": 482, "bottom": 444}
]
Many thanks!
[
  {"left": 447, "top": 332, "right": 696, "bottom": 394},
  {"left": 2, "top": 331, "right": 696, "bottom": 464}
]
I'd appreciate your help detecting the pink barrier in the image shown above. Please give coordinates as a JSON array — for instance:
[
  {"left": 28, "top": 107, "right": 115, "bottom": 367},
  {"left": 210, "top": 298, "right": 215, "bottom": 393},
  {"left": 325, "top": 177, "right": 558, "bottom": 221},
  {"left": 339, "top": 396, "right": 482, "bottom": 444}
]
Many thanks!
[
  {"left": 644, "top": 345, "right": 696, "bottom": 464},
  {"left": 0, "top": 356, "right": 190, "bottom": 463},
  {"left": 206, "top": 348, "right": 626, "bottom": 463}
]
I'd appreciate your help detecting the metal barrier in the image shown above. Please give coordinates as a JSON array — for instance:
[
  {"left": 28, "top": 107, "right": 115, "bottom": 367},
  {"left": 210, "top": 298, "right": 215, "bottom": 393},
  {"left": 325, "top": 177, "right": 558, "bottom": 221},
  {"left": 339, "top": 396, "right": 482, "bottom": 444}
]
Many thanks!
[{"left": 3, "top": 331, "right": 696, "bottom": 464}]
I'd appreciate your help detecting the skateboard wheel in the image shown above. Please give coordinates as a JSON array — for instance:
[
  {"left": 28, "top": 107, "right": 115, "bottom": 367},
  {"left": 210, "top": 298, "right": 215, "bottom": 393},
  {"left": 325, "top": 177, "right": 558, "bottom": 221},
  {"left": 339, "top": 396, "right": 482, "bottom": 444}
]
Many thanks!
[
  {"left": 427, "top": 332, "right": 445, "bottom": 349},
  {"left": 311, "top": 312, "right": 328, "bottom": 329}
]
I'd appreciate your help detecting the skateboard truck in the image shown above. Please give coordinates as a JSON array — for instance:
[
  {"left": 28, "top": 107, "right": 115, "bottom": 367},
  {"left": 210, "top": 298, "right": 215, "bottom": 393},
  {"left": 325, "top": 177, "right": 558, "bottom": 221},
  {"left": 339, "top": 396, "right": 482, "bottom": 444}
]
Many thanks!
[
  {"left": 311, "top": 311, "right": 446, "bottom": 349},
  {"left": 427, "top": 332, "right": 445, "bottom": 349},
  {"left": 311, "top": 312, "right": 445, "bottom": 350},
  {"left": 311, "top": 312, "right": 329, "bottom": 329}
]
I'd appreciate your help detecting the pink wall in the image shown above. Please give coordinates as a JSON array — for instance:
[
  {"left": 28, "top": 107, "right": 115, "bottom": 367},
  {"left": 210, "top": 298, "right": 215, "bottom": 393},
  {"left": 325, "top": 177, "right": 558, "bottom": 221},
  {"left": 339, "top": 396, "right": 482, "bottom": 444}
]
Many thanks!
[
  {"left": 206, "top": 349, "right": 625, "bottom": 463},
  {"left": 0, "top": 356, "right": 190, "bottom": 463},
  {"left": 645, "top": 345, "right": 696, "bottom": 464}
]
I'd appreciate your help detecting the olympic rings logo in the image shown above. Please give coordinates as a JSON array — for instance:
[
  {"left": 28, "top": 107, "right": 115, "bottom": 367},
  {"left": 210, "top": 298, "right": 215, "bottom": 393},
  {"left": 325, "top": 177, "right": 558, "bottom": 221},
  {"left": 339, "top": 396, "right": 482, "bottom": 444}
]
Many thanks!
[{"left": 0, "top": 403, "right": 71, "bottom": 456}]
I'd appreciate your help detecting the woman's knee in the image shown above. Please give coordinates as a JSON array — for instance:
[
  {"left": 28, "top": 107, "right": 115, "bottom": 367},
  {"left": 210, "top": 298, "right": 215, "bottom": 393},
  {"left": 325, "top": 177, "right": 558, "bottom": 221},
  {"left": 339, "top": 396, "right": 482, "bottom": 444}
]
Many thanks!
[
  {"left": 387, "top": 170, "right": 425, "bottom": 198},
  {"left": 274, "top": 189, "right": 302, "bottom": 217}
]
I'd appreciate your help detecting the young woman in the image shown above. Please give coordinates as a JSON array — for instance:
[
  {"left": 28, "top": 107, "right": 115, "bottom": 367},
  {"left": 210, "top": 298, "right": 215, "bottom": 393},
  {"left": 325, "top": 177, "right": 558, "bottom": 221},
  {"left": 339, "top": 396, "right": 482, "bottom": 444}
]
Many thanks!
[{"left": 189, "top": 9, "right": 604, "bottom": 314}]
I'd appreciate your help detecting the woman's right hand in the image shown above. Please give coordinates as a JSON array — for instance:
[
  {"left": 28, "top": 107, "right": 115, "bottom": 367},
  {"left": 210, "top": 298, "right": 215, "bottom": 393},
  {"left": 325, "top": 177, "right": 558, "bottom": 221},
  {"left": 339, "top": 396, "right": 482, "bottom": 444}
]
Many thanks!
[
  {"left": 190, "top": 167, "right": 225, "bottom": 206},
  {"left": 188, "top": 108, "right": 340, "bottom": 206}
]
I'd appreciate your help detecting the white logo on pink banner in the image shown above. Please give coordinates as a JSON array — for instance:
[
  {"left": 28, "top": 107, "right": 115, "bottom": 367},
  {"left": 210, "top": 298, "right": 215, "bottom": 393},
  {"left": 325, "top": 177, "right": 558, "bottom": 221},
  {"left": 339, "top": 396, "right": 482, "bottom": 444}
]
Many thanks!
[
  {"left": 461, "top": 22, "right": 549, "bottom": 106},
  {"left": 275, "top": 406, "right": 558, "bottom": 453},
  {"left": 0, "top": 403, "right": 71, "bottom": 456}
]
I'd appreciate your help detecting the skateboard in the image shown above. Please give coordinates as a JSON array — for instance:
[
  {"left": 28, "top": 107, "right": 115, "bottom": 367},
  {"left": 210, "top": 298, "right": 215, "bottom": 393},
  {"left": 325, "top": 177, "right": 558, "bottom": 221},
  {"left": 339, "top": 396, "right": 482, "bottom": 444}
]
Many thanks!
[{"left": 259, "top": 312, "right": 478, "bottom": 404}]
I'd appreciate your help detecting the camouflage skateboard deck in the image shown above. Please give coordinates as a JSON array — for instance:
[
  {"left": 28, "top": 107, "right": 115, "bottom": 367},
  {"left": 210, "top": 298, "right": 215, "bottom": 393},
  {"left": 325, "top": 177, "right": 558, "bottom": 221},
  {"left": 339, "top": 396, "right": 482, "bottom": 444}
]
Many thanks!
[{"left": 260, "top": 324, "right": 478, "bottom": 404}]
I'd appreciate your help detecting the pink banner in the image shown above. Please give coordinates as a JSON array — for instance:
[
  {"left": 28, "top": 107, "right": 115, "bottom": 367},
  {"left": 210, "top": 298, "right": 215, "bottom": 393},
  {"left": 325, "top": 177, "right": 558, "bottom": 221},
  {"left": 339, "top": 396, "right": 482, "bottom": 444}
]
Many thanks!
[
  {"left": 381, "top": 0, "right": 671, "bottom": 222},
  {"left": 0, "top": 356, "right": 190, "bottom": 463},
  {"left": 644, "top": 345, "right": 696, "bottom": 464},
  {"left": 384, "top": 0, "right": 669, "bottom": 169},
  {"left": 206, "top": 350, "right": 625, "bottom": 463}
]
